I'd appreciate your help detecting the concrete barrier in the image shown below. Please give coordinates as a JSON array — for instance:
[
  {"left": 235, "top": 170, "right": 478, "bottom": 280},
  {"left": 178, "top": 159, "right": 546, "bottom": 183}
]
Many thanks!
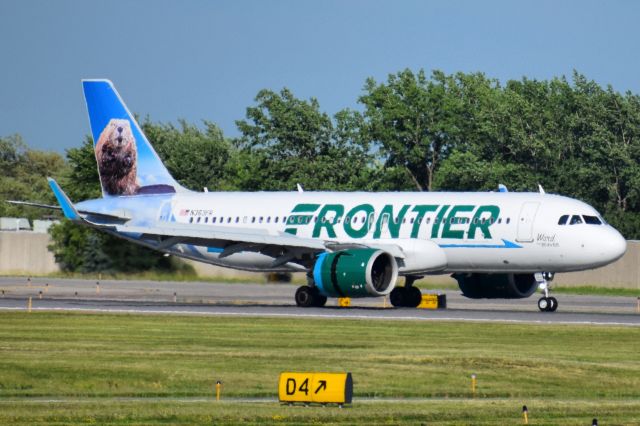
[
  {"left": 0, "top": 231, "right": 637, "bottom": 290},
  {"left": 0, "top": 231, "right": 59, "bottom": 275}
]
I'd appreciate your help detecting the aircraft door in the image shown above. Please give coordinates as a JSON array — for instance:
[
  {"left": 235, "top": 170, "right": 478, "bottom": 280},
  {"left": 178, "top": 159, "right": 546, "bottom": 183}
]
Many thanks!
[
  {"left": 379, "top": 213, "right": 391, "bottom": 238},
  {"left": 516, "top": 202, "right": 540, "bottom": 242},
  {"left": 159, "top": 200, "right": 173, "bottom": 222}
]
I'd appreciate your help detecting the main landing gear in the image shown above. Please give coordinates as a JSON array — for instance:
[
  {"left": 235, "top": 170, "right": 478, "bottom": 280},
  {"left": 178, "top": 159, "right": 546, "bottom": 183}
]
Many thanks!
[
  {"left": 389, "top": 276, "right": 423, "bottom": 308},
  {"left": 537, "top": 272, "right": 558, "bottom": 312},
  {"left": 295, "top": 285, "right": 327, "bottom": 308}
]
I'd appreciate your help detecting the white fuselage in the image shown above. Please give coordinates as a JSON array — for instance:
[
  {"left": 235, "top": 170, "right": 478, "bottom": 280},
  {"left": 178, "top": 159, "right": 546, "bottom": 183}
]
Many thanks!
[{"left": 150, "top": 191, "right": 626, "bottom": 275}]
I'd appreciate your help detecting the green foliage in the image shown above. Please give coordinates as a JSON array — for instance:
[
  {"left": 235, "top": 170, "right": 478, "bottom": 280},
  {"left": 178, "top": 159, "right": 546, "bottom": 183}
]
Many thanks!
[
  {"left": 235, "top": 89, "right": 382, "bottom": 191},
  {"left": 62, "top": 136, "right": 101, "bottom": 200},
  {"left": 141, "top": 119, "right": 233, "bottom": 191},
  {"left": 0, "top": 134, "right": 66, "bottom": 221},
  {"left": 359, "top": 69, "right": 467, "bottom": 191}
]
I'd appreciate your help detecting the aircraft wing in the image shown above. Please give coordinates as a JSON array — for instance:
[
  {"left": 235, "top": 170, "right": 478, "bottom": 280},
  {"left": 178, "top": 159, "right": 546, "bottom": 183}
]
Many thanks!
[{"left": 116, "top": 222, "right": 325, "bottom": 253}]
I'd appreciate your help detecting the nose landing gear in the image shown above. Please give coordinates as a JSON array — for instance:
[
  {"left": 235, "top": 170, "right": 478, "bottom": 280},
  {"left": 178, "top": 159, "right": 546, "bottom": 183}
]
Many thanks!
[{"left": 537, "top": 272, "right": 558, "bottom": 312}]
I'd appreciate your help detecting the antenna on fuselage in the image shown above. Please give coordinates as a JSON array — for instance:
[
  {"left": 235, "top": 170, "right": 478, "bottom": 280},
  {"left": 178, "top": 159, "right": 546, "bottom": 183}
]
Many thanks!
[
  {"left": 538, "top": 184, "right": 545, "bottom": 194},
  {"left": 297, "top": 183, "right": 304, "bottom": 193}
]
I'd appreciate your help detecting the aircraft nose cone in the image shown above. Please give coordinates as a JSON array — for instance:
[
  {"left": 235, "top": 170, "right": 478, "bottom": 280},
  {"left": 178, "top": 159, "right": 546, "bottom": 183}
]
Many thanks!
[{"left": 601, "top": 228, "right": 626, "bottom": 263}]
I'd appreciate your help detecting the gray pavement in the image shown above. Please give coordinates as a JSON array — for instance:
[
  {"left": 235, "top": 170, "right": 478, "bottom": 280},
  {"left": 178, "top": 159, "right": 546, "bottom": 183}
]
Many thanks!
[{"left": 0, "top": 276, "right": 638, "bottom": 326}]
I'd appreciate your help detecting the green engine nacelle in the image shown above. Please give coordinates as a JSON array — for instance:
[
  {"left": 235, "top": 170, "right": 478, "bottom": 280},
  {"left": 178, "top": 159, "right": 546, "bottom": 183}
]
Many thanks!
[{"left": 313, "top": 249, "right": 398, "bottom": 298}]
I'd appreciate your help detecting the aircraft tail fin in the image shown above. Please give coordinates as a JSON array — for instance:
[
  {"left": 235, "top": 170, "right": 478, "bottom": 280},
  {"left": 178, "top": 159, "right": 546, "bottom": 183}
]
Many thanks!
[{"left": 82, "top": 79, "right": 185, "bottom": 197}]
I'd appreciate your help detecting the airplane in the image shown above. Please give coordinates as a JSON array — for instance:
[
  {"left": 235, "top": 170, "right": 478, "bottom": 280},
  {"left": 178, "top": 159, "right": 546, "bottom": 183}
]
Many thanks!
[{"left": 10, "top": 80, "right": 627, "bottom": 312}]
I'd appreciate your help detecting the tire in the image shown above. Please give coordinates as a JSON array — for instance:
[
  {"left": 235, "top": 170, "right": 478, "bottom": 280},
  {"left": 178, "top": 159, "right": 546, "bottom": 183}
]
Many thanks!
[
  {"left": 390, "top": 287, "right": 405, "bottom": 307},
  {"left": 548, "top": 297, "right": 558, "bottom": 312},
  {"left": 537, "top": 297, "right": 549, "bottom": 312},
  {"left": 313, "top": 293, "right": 327, "bottom": 307},
  {"left": 295, "top": 286, "right": 315, "bottom": 307},
  {"left": 407, "top": 287, "right": 422, "bottom": 308}
]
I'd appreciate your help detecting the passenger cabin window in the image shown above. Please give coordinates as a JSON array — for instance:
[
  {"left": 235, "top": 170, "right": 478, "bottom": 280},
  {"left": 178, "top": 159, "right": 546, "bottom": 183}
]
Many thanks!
[
  {"left": 570, "top": 215, "right": 583, "bottom": 225},
  {"left": 583, "top": 215, "right": 602, "bottom": 225},
  {"left": 558, "top": 215, "right": 569, "bottom": 225}
]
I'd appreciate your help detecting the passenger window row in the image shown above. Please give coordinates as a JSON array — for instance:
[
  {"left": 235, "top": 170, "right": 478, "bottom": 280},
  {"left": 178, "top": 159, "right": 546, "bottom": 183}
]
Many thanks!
[
  {"left": 558, "top": 214, "right": 602, "bottom": 225},
  {"left": 188, "top": 213, "right": 513, "bottom": 226}
]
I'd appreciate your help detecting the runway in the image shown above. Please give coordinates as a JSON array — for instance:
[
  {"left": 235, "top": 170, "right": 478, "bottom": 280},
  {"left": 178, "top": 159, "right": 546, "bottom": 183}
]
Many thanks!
[{"left": 0, "top": 277, "right": 638, "bottom": 326}]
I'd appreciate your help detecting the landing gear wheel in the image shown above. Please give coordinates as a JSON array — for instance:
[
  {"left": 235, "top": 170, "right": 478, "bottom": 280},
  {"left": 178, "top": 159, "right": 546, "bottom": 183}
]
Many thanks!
[
  {"left": 313, "top": 293, "right": 327, "bottom": 307},
  {"left": 548, "top": 297, "right": 558, "bottom": 312},
  {"left": 537, "top": 297, "right": 549, "bottom": 312},
  {"left": 390, "top": 287, "right": 422, "bottom": 308},
  {"left": 295, "top": 286, "right": 314, "bottom": 307},
  {"left": 407, "top": 287, "right": 422, "bottom": 308},
  {"left": 390, "top": 287, "right": 405, "bottom": 307}
]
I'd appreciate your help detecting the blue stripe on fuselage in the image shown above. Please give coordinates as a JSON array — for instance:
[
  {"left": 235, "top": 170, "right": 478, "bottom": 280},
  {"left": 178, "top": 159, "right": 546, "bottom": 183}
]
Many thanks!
[{"left": 438, "top": 239, "right": 522, "bottom": 249}]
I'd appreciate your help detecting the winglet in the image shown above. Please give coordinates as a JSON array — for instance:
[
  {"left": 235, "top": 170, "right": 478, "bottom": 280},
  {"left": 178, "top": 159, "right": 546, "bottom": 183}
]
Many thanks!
[{"left": 47, "top": 178, "right": 79, "bottom": 220}]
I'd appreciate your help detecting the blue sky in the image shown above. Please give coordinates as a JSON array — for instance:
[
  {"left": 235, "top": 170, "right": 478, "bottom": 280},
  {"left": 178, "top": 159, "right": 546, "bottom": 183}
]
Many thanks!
[{"left": 1, "top": 0, "right": 639, "bottom": 153}]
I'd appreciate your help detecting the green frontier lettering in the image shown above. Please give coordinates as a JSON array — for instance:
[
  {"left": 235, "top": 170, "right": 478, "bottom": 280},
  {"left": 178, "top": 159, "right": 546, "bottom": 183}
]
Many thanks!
[
  {"left": 312, "top": 204, "right": 345, "bottom": 238},
  {"left": 285, "top": 204, "right": 320, "bottom": 235},
  {"left": 291, "top": 203, "right": 499, "bottom": 240},
  {"left": 373, "top": 204, "right": 409, "bottom": 239},
  {"left": 467, "top": 205, "right": 500, "bottom": 239},
  {"left": 431, "top": 205, "right": 450, "bottom": 238},
  {"left": 410, "top": 205, "right": 438, "bottom": 238},
  {"left": 441, "top": 205, "right": 474, "bottom": 239},
  {"left": 344, "top": 204, "right": 374, "bottom": 238}
]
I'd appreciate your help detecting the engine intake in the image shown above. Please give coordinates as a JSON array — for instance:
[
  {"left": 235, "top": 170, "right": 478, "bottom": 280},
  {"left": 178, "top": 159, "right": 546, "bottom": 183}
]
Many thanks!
[
  {"left": 313, "top": 249, "right": 398, "bottom": 298},
  {"left": 453, "top": 273, "right": 538, "bottom": 299}
]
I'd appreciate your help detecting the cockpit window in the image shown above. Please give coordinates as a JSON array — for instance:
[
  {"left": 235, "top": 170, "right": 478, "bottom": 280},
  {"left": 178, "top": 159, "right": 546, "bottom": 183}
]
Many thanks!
[
  {"left": 558, "top": 215, "right": 569, "bottom": 225},
  {"left": 583, "top": 215, "right": 602, "bottom": 225},
  {"left": 569, "top": 215, "right": 583, "bottom": 225}
]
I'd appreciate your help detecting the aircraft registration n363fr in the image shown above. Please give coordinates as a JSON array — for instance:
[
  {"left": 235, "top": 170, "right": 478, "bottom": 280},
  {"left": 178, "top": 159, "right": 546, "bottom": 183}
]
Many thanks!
[{"left": 12, "top": 80, "right": 627, "bottom": 312}]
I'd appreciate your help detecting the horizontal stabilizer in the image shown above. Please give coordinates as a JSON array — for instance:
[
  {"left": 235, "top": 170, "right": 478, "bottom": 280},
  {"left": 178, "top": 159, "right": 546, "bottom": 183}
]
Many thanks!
[{"left": 47, "top": 178, "right": 79, "bottom": 220}]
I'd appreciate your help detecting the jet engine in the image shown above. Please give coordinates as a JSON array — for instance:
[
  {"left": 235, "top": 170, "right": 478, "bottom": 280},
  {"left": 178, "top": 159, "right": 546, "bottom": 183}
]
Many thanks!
[
  {"left": 312, "top": 249, "right": 398, "bottom": 297},
  {"left": 452, "top": 273, "right": 538, "bottom": 299}
]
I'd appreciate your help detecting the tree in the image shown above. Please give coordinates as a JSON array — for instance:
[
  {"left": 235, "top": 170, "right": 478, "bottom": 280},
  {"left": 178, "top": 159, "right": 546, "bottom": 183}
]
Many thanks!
[
  {"left": 234, "top": 88, "right": 378, "bottom": 191},
  {"left": 141, "top": 119, "right": 233, "bottom": 191},
  {"left": 359, "top": 69, "right": 466, "bottom": 191},
  {"left": 0, "top": 134, "right": 66, "bottom": 221}
]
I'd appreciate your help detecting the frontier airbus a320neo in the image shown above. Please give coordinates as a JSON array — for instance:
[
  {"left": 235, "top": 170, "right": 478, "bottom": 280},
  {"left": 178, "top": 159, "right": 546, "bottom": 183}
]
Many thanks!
[{"left": 12, "top": 80, "right": 627, "bottom": 312}]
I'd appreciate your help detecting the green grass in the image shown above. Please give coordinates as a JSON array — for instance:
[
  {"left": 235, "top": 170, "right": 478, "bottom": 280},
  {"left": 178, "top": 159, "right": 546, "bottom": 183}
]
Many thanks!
[
  {"left": 0, "top": 312, "right": 639, "bottom": 424},
  {"left": 553, "top": 285, "right": 639, "bottom": 297},
  {"left": 3, "top": 399, "right": 639, "bottom": 425}
]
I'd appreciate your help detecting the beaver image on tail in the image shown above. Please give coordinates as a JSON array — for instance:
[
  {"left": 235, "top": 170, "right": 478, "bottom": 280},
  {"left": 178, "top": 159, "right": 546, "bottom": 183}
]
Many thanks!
[{"left": 95, "top": 118, "right": 140, "bottom": 196}]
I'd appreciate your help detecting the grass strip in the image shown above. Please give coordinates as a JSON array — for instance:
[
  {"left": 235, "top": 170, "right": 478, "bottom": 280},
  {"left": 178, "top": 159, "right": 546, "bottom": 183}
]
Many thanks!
[{"left": 0, "top": 312, "right": 638, "bottom": 423}]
